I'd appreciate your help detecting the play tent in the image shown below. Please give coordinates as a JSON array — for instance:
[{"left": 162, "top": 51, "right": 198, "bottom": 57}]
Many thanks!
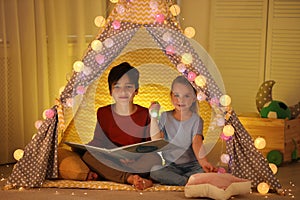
[{"left": 6, "top": 0, "right": 281, "bottom": 192}]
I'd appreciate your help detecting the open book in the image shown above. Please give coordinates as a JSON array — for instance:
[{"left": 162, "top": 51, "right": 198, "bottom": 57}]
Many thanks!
[{"left": 65, "top": 138, "right": 171, "bottom": 160}]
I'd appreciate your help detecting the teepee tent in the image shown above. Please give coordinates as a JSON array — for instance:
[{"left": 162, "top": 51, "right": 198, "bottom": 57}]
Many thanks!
[{"left": 6, "top": 0, "right": 281, "bottom": 192}]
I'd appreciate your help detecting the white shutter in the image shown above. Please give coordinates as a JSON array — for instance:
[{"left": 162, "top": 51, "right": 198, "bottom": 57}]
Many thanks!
[
  {"left": 209, "top": 0, "right": 268, "bottom": 114},
  {"left": 266, "top": 0, "right": 300, "bottom": 106}
]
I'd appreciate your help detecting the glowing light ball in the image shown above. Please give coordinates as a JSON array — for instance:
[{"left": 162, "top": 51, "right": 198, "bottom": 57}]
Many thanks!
[
  {"left": 155, "top": 14, "right": 165, "bottom": 23},
  {"left": 13, "top": 149, "right": 24, "bottom": 161},
  {"left": 110, "top": 0, "right": 118, "bottom": 3},
  {"left": 194, "top": 75, "right": 207, "bottom": 87},
  {"left": 177, "top": 63, "right": 186, "bottom": 73},
  {"left": 216, "top": 117, "right": 225, "bottom": 127},
  {"left": 165, "top": 45, "right": 175, "bottom": 55},
  {"left": 66, "top": 98, "right": 73, "bottom": 107},
  {"left": 94, "top": 16, "right": 106, "bottom": 27},
  {"left": 254, "top": 137, "right": 266, "bottom": 150},
  {"left": 169, "top": 4, "right": 181, "bottom": 16},
  {"left": 104, "top": 38, "right": 114, "bottom": 48},
  {"left": 269, "top": 163, "right": 278, "bottom": 174},
  {"left": 184, "top": 27, "right": 196, "bottom": 38},
  {"left": 181, "top": 53, "right": 193, "bottom": 65},
  {"left": 219, "top": 95, "right": 231, "bottom": 107},
  {"left": 162, "top": 32, "right": 172, "bottom": 42},
  {"left": 257, "top": 182, "right": 269, "bottom": 194},
  {"left": 223, "top": 125, "right": 235, "bottom": 137},
  {"left": 149, "top": 0, "right": 159, "bottom": 10},
  {"left": 112, "top": 20, "right": 121, "bottom": 30},
  {"left": 95, "top": 54, "right": 105, "bottom": 65},
  {"left": 34, "top": 120, "right": 43, "bottom": 129},
  {"left": 220, "top": 153, "right": 230, "bottom": 164},
  {"left": 210, "top": 97, "right": 219, "bottom": 106},
  {"left": 187, "top": 71, "right": 196, "bottom": 81},
  {"left": 91, "top": 40, "right": 103, "bottom": 52},
  {"left": 73, "top": 61, "right": 84, "bottom": 72}
]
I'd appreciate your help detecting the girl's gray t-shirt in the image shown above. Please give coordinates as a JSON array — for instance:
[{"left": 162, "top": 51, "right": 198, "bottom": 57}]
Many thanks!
[{"left": 159, "top": 110, "right": 203, "bottom": 164}]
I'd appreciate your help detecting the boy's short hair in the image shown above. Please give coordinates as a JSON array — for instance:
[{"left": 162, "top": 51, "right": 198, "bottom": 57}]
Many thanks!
[{"left": 108, "top": 62, "right": 140, "bottom": 93}]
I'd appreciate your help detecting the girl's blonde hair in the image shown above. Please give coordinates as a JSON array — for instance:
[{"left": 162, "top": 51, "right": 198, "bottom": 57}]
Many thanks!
[{"left": 171, "top": 75, "right": 199, "bottom": 113}]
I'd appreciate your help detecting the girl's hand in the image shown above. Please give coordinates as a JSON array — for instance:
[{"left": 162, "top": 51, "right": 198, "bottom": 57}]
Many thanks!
[
  {"left": 149, "top": 101, "right": 160, "bottom": 118},
  {"left": 199, "top": 159, "right": 217, "bottom": 173}
]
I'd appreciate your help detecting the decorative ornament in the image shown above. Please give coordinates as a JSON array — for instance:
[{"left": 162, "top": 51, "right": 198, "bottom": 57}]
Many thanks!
[
  {"left": 155, "top": 13, "right": 165, "bottom": 23},
  {"left": 181, "top": 53, "right": 193, "bottom": 65},
  {"left": 112, "top": 20, "right": 121, "bottom": 30},
  {"left": 95, "top": 54, "right": 105, "bottom": 65},
  {"left": 187, "top": 71, "right": 196, "bottom": 82},
  {"left": 223, "top": 125, "right": 235, "bottom": 137},
  {"left": 194, "top": 75, "right": 207, "bottom": 88},
  {"left": 184, "top": 27, "right": 196, "bottom": 38},
  {"left": 169, "top": 4, "right": 181, "bottom": 16},
  {"left": 257, "top": 182, "right": 269, "bottom": 194},
  {"left": 91, "top": 40, "right": 103, "bottom": 52},
  {"left": 13, "top": 149, "right": 24, "bottom": 161},
  {"left": 94, "top": 16, "right": 106, "bottom": 27},
  {"left": 254, "top": 137, "right": 266, "bottom": 150},
  {"left": 73, "top": 61, "right": 84, "bottom": 72}
]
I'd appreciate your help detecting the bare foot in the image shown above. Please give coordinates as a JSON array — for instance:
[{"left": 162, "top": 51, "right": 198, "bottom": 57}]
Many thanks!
[
  {"left": 127, "top": 175, "right": 153, "bottom": 190},
  {"left": 86, "top": 171, "right": 98, "bottom": 181}
]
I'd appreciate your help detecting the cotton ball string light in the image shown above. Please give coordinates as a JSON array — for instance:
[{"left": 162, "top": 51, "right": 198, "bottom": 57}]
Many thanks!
[
  {"left": 95, "top": 54, "right": 105, "bottom": 65},
  {"left": 112, "top": 20, "right": 121, "bottom": 30},
  {"left": 162, "top": 32, "right": 172, "bottom": 42},
  {"left": 155, "top": 14, "right": 165, "bottom": 23},
  {"left": 219, "top": 95, "right": 231, "bottom": 107},
  {"left": 184, "top": 27, "right": 196, "bottom": 38},
  {"left": 257, "top": 182, "right": 270, "bottom": 194},
  {"left": 197, "top": 91, "right": 207, "bottom": 101},
  {"left": 220, "top": 153, "right": 230, "bottom": 164},
  {"left": 104, "top": 38, "right": 114, "bottom": 48},
  {"left": 222, "top": 125, "right": 235, "bottom": 137},
  {"left": 165, "top": 45, "right": 175, "bottom": 55},
  {"left": 116, "top": 4, "right": 125, "bottom": 14},
  {"left": 269, "top": 163, "right": 278, "bottom": 174},
  {"left": 169, "top": 4, "right": 181, "bottom": 16},
  {"left": 110, "top": 0, "right": 118, "bottom": 3},
  {"left": 187, "top": 71, "right": 196, "bottom": 82},
  {"left": 73, "top": 61, "right": 84, "bottom": 72},
  {"left": 254, "top": 137, "right": 266, "bottom": 150},
  {"left": 13, "top": 149, "right": 24, "bottom": 161},
  {"left": 34, "top": 120, "right": 43, "bottom": 129},
  {"left": 177, "top": 63, "right": 186, "bottom": 73},
  {"left": 181, "top": 53, "right": 193, "bottom": 65},
  {"left": 94, "top": 16, "right": 106, "bottom": 27},
  {"left": 194, "top": 75, "right": 207, "bottom": 88},
  {"left": 91, "top": 40, "right": 103, "bottom": 52},
  {"left": 43, "top": 109, "right": 55, "bottom": 119}
]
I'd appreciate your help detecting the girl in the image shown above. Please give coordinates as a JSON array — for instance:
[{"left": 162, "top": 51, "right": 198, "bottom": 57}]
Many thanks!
[
  {"left": 82, "top": 62, "right": 161, "bottom": 190},
  {"left": 150, "top": 75, "right": 217, "bottom": 186}
]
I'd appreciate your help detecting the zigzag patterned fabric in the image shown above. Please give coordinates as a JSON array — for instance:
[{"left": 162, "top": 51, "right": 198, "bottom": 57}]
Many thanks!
[{"left": 6, "top": 0, "right": 281, "bottom": 192}]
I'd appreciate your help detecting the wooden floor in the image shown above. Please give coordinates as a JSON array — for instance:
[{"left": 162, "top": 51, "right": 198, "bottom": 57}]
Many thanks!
[{"left": 1, "top": 161, "right": 300, "bottom": 200}]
